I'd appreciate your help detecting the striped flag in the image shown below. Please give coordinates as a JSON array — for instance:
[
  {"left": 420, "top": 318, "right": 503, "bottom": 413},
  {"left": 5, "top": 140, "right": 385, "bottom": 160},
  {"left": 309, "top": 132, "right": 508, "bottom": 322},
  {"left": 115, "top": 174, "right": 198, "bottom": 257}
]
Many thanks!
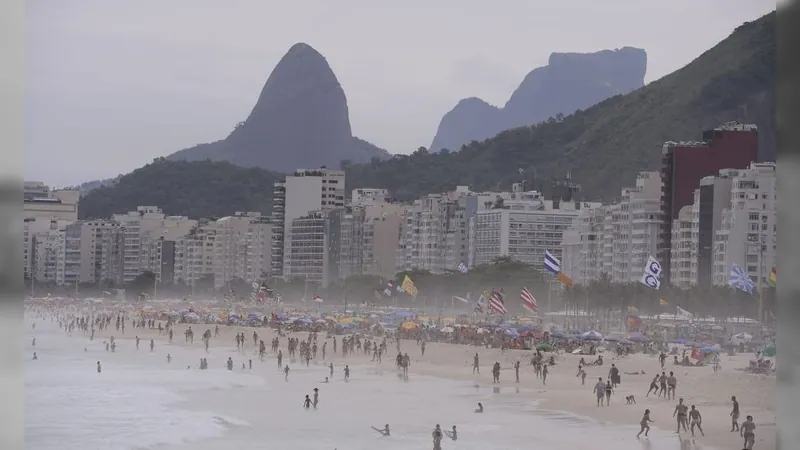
[
  {"left": 520, "top": 287, "right": 538, "bottom": 313},
  {"left": 457, "top": 261, "right": 468, "bottom": 274},
  {"left": 544, "top": 250, "right": 560, "bottom": 275},
  {"left": 488, "top": 290, "right": 507, "bottom": 315}
]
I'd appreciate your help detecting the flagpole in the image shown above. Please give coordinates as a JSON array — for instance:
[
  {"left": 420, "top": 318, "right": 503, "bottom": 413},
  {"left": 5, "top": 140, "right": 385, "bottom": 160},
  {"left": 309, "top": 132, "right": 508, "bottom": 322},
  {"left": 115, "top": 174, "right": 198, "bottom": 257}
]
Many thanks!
[{"left": 758, "top": 240, "right": 764, "bottom": 323}]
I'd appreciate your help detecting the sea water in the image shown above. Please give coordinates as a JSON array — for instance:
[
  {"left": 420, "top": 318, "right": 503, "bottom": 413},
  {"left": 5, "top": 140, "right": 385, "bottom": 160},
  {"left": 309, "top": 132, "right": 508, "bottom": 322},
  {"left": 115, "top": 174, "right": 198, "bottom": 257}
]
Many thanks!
[{"left": 25, "top": 322, "right": 707, "bottom": 450}]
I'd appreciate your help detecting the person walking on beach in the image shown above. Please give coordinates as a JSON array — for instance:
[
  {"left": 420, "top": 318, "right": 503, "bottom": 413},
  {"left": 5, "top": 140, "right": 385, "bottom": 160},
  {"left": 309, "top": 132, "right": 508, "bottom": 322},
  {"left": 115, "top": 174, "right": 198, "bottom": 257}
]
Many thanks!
[
  {"left": 636, "top": 409, "right": 653, "bottom": 438},
  {"left": 284, "top": 365, "right": 290, "bottom": 381},
  {"left": 731, "top": 396, "right": 741, "bottom": 432},
  {"left": 604, "top": 379, "right": 613, "bottom": 405},
  {"left": 514, "top": 361, "right": 520, "bottom": 383},
  {"left": 432, "top": 424, "right": 443, "bottom": 450},
  {"left": 741, "top": 415, "right": 756, "bottom": 449},
  {"left": 135, "top": 336, "right": 140, "bottom": 350},
  {"left": 344, "top": 365, "right": 350, "bottom": 381},
  {"left": 646, "top": 375, "right": 659, "bottom": 397},
  {"left": 167, "top": 353, "right": 172, "bottom": 364},
  {"left": 277, "top": 350, "right": 283, "bottom": 368},
  {"left": 96, "top": 361, "right": 102, "bottom": 373},
  {"left": 667, "top": 371, "right": 677, "bottom": 400},
  {"left": 673, "top": 398, "right": 689, "bottom": 433},
  {"left": 542, "top": 363, "right": 549, "bottom": 385},
  {"left": 609, "top": 364, "right": 620, "bottom": 388},
  {"left": 150, "top": 339, "right": 155, "bottom": 352},
  {"left": 473, "top": 353, "right": 480, "bottom": 374},
  {"left": 659, "top": 372, "right": 668, "bottom": 398},
  {"left": 689, "top": 405, "right": 704, "bottom": 436},
  {"left": 593, "top": 377, "right": 606, "bottom": 406},
  {"left": 329, "top": 362, "right": 334, "bottom": 377},
  {"left": 492, "top": 362, "right": 500, "bottom": 383}
]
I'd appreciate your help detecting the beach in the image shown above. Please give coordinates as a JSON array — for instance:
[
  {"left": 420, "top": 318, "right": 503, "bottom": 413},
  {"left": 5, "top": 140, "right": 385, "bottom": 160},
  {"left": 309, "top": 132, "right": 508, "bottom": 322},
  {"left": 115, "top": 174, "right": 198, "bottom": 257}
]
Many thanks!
[{"left": 25, "top": 316, "right": 775, "bottom": 450}]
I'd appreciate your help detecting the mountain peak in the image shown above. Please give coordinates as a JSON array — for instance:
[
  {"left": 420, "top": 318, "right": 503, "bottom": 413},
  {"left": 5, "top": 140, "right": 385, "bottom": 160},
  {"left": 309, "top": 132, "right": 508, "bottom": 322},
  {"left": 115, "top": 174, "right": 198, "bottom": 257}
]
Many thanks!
[{"left": 167, "top": 43, "right": 389, "bottom": 172}]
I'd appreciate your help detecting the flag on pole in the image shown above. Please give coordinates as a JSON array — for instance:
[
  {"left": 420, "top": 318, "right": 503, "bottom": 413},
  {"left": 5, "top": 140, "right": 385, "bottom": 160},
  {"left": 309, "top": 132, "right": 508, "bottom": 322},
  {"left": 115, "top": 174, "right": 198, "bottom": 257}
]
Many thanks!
[
  {"left": 544, "top": 250, "right": 560, "bottom": 275},
  {"left": 488, "top": 290, "right": 507, "bottom": 315},
  {"left": 728, "top": 263, "right": 755, "bottom": 294},
  {"left": 556, "top": 272, "right": 573, "bottom": 287},
  {"left": 457, "top": 261, "right": 468, "bottom": 274},
  {"left": 312, "top": 295, "right": 323, "bottom": 303},
  {"left": 520, "top": 287, "right": 538, "bottom": 313},
  {"left": 401, "top": 275, "right": 419, "bottom": 297},
  {"left": 676, "top": 306, "right": 694, "bottom": 320},
  {"left": 659, "top": 298, "right": 668, "bottom": 306}
]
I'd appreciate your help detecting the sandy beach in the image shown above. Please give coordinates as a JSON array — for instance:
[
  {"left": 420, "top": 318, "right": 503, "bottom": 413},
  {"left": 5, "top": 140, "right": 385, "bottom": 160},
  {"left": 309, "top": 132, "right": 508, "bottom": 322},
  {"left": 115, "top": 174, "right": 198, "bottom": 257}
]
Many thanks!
[{"left": 73, "top": 319, "right": 776, "bottom": 450}]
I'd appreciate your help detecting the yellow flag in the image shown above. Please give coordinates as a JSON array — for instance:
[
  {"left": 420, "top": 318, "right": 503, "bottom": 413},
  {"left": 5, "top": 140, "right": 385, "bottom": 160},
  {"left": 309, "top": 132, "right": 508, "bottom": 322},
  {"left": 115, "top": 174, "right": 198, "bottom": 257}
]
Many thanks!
[
  {"left": 556, "top": 272, "right": 573, "bottom": 287},
  {"left": 659, "top": 298, "right": 668, "bottom": 306},
  {"left": 628, "top": 305, "right": 639, "bottom": 312},
  {"left": 402, "top": 275, "right": 419, "bottom": 297}
]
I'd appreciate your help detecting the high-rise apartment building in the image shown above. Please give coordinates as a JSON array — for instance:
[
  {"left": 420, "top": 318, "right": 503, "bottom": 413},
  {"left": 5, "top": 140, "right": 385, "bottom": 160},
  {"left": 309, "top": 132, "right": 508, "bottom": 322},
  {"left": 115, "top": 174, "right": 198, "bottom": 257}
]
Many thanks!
[
  {"left": 23, "top": 181, "right": 79, "bottom": 221},
  {"left": 284, "top": 210, "right": 342, "bottom": 287},
  {"left": 272, "top": 168, "right": 345, "bottom": 279},
  {"left": 658, "top": 122, "right": 759, "bottom": 281}
]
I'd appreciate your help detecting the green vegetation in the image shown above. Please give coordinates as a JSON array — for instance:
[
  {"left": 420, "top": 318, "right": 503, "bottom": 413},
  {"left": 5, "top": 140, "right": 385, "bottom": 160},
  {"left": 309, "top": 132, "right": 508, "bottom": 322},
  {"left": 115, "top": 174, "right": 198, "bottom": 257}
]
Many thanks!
[
  {"left": 343, "top": 12, "right": 775, "bottom": 202},
  {"left": 78, "top": 158, "right": 281, "bottom": 219}
]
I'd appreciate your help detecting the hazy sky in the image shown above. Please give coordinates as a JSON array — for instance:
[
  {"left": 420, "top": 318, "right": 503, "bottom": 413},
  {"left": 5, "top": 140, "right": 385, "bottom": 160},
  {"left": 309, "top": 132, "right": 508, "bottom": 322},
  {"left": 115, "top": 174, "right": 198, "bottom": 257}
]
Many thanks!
[{"left": 25, "top": 0, "right": 775, "bottom": 186}]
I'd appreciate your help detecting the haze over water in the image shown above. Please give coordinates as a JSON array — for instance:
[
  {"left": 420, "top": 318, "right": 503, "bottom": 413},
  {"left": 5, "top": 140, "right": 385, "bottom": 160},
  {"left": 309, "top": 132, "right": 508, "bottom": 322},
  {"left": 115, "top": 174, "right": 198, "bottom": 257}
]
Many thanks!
[{"left": 25, "top": 320, "right": 706, "bottom": 450}]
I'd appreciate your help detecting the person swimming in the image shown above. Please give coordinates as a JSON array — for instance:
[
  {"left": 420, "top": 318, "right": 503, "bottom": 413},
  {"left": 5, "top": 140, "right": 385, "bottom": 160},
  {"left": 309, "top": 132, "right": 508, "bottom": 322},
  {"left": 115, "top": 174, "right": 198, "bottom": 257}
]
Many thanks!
[
  {"left": 372, "top": 424, "right": 390, "bottom": 436},
  {"left": 444, "top": 425, "right": 457, "bottom": 441},
  {"left": 474, "top": 402, "right": 483, "bottom": 413}
]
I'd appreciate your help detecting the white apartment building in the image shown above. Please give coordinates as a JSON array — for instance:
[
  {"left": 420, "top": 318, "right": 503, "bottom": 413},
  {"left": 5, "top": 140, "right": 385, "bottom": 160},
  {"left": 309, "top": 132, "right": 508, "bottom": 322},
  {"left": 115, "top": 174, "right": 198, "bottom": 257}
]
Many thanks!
[
  {"left": 474, "top": 190, "right": 600, "bottom": 267},
  {"left": 32, "top": 229, "right": 66, "bottom": 285},
  {"left": 209, "top": 213, "right": 272, "bottom": 290},
  {"left": 669, "top": 205, "right": 695, "bottom": 288},
  {"left": 23, "top": 217, "right": 73, "bottom": 281},
  {"left": 23, "top": 182, "right": 79, "bottom": 221},
  {"left": 173, "top": 225, "right": 216, "bottom": 288},
  {"left": 352, "top": 188, "right": 388, "bottom": 206},
  {"left": 284, "top": 210, "right": 342, "bottom": 287},
  {"left": 272, "top": 168, "right": 345, "bottom": 279},
  {"left": 80, "top": 220, "right": 127, "bottom": 286},
  {"left": 112, "top": 206, "right": 196, "bottom": 283},
  {"left": 400, "top": 186, "right": 471, "bottom": 273},
  {"left": 712, "top": 162, "right": 777, "bottom": 289},
  {"left": 364, "top": 201, "right": 406, "bottom": 278},
  {"left": 560, "top": 171, "right": 661, "bottom": 284}
]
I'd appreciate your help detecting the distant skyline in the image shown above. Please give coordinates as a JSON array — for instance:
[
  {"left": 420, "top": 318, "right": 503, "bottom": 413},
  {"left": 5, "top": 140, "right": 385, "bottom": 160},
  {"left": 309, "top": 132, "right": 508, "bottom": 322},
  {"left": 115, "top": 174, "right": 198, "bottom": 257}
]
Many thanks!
[{"left": 25, "top": 0, "right": 775, "bottom": 186}]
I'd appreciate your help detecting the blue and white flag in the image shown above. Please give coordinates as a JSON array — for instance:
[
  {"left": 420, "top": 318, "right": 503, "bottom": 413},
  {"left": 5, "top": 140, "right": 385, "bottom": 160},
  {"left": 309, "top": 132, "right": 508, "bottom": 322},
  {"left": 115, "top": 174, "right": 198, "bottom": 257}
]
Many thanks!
[
  {"left": 544, "top": 250, "right": 560, "bottom": 275},
  {"left": 728, "top": 263, "right": 755, "bottom": 295},
  {"left": 457, "top": 261, "right": 468, "bottom": 274}
]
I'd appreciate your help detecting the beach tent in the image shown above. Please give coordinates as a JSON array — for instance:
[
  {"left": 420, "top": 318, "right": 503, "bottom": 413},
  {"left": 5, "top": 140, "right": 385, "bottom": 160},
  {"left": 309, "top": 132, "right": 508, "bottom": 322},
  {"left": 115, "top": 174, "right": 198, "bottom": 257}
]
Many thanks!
[{"left": 579, "top": 330, "right": 603, "bottom": 341}]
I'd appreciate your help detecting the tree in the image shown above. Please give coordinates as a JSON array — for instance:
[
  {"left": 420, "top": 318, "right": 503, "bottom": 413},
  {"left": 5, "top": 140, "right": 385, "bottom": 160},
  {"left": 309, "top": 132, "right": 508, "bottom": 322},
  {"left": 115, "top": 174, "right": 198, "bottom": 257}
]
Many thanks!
[{"left": 127, "top": 271, "right": 156, "bottom": 296}]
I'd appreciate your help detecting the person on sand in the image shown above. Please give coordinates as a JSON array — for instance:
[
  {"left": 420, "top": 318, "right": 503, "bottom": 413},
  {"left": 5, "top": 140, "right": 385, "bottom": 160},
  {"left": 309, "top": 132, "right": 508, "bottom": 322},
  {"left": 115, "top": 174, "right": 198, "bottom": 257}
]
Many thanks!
[
  {"left": 731, "top": 396, "right": 741, "bottom": 432},
  {"left": 96, "top": 361, "right": 102, "bottom": 373},
  {"left": 372, "top": 424, "right": 390, "bottom": 436},
  {"left": 514, "top": 361, "right": 520, "bottom": 383},
  {"left": 689, "top": 405, "right": 704, "bottom": 436},
  {"left": 741, "top": 415, "right": 756, "bottom": 449},
  {"left": 166, "top": 353, "right": 172, "bottom": 364},
  {"left": 432, "top": 424, "right": 443, "bottom": 450},
  {"left": 492, "top": 362, "right": 501, "bottom": 383},
  {"left": 474, "top": 402, "right": 483, "bottom": 413},
  {"left": 673, "top": 398, "right": 689, "bottom": 433},
  {"left": 444, "top": 425, "right": 457, "bottom": 441},
  {"left": 636, "top": 409, "right": 654, "bottom": 438},
  {"left": 284, "top": 365, "right": 290, "bottom": 380},
  {"left": 542, "top": 363, "right": 549, "bottom": 384},
  {"left": 659, "top": 371, "right": 668, "bottom": 398},
  {"left": 473, "top": 353, "right": 480, "bottom": 374},
  {"left": 667, "top": 371, "right": 677, "bottom": 400},
  {"left": 604, "top": 379, "right": 613, "bottom": 405},
  {"left": 593, "top": 377, "right": 606, "bottom": 406},
  {"left": 646, "top": 375, "right": 659, "bottom": 397}
]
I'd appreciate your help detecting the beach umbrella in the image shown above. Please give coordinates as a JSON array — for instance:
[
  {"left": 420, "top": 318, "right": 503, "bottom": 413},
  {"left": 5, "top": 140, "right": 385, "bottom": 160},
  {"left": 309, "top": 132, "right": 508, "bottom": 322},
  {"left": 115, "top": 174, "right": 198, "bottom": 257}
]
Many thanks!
[
  {"left": 392, "top": 311, "right": 415, "bottom": 318},
  {"left": 628, "top": 332, "right": 649, "bottom": 342},
  {"left": 504, "top": 328, "right": 519, "bottom": 337},
  {"left": 580, "top": 330, "right": 603, "bottom": 341},
  {"left": 536, "top": 343, "right": 554, "bottom": 352},
  {"left": 700, "top": 346, "right": 721, "bottom": 353},
  {"left": 400, "top": 321, "right": 418, "bottom": 330},
  {"left": 761, "top": 345, "right": 776, "bottom": 357},
  {"left": 441, "top": 326, "right": 455, "bottom": 333}
]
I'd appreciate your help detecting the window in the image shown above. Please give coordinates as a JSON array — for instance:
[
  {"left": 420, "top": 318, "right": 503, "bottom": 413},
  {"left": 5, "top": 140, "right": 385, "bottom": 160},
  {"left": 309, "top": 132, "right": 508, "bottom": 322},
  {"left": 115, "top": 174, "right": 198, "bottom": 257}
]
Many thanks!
[{"left": 749, "top": 212, "right": 760, "bottom": 221}]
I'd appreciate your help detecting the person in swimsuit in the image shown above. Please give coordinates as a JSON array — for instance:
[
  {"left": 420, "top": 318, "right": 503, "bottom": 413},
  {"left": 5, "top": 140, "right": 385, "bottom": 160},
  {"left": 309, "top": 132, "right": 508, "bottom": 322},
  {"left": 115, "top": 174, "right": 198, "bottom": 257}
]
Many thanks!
[
  {"left": 673, "top": 398, "right": 689, "bottom": 433},
  {"left": 731, "top": 396, "right": 740, "bottom": 431},
  {"left": 372, "top": 424, "right": 390, "bottom": 436},
  {"left": 593, "top": 378, "right": 606, "bottom": 406},
  {"left": 303, "top": 395, "right": 312, "bottom": 409},
  {"left": 432, "top": 424, "right": 443, "bottom": 450},
  {"left": 646, "top": 375, "right": 659, "bottom": 397},
  {"left": 444, "top": 425, "right": 457, "bottom": 441},
  {"left": 605, "top": 380, "right": 613, "bottom": 405},
  {"left": 688, "top": 405, "right": 704, "bottom": 436},
  {"left": 741, "top": 415, "right": 756, "bottom": 449},
  {"left": 636, "top": 409, "right": 653, "bottom": 438}
]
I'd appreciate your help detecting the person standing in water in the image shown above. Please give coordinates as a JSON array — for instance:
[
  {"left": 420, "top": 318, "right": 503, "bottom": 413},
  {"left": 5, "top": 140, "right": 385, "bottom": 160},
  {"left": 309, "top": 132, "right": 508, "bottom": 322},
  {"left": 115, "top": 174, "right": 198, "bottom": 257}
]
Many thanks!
[
  {"left": 673, "top": 397, "right": 689, "bottom": 433},
  {"left": 303, "top": 395, "right": 312, "bottom": 409},
  {"left": 313, "top": 388, "right": 319, "bottom": 408},
  {"left": 636, "top": 409, "right": 653, "bottom": 438},
  {"left": 150, "top": 339, "right": 155, "bottom": 352},
  {"left": 444, "top": 425, "right": 457, "bottom": 441},
  {"left": 284, "top": 365, "right": 290, "bottom": 381},
  {"left": 277, "top": 350, "right": 283, "bottom": 368},
  {"left": 344, "top": 365, "right": 350, "bottom": 380},
  {"left": 474, "top": 402, "right": 483, "bottom": 413},
  {"left": 688, "top": 405, "right": 704, "bottom": 436},
  {"left": 32, "top": 352, "right": 38, "bottom": 360},
  {"left": 593, "top": 377, "right": 606, "bottom": 406},
  {"left": 96, "top": 361, "right": 102, "bottom": 373},
  {"left": 432, "top": 424, "right": 443, "bottom": 450},
  {"left": 166, "top": 353, "right": 172, "bottom": 364},
  {"left": 542, "top": 363, "right": 549, "bottom": 385},
  {"left": 472, "top": 353, "right": 480, "bottom": 374},
  {"left": 741, "top": 415, "right": 756, "bottom": 449}
]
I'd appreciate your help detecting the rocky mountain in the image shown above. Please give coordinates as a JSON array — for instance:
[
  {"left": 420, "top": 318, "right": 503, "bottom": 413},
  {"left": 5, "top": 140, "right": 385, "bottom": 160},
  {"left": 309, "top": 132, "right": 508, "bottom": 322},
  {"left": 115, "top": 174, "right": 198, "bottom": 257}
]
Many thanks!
[
  {"left": 166, "top": 43, "right": 390, "bottom": 171},
  {"left": 345, "top": 12, "right": 775, "bottom": 202},
  {"left": 429, "top": 47, "right": 647, "bottom": 153}
]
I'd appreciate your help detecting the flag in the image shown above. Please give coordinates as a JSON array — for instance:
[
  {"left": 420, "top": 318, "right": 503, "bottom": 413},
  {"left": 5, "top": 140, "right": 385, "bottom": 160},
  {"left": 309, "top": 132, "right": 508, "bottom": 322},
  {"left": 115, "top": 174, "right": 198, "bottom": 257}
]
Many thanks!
[
  {"left": 488, "top": 290, "right": 507, "bottom": 315},
  {"left": 312, "top": 295, "right": 323, "bottom": 303},
  {"left": 457, "top": 261, "right": 468, "bottom": 274},
  {"left": 401, "top": 275, "right": 419, "bottom": 297},
  {"left": 556, "top": 271, "right": 573, "bottom": 287},
  {"left": 544, "top": 250, "right": 560, "bottom": 275},
  {"left": 728, "top": 263, "right": 755, "bottom": 294},
  {"left": 659, "top": 298, "right": 668, "bottom": 306},
  {"left": 627, "top": 305, "right": 639, "bottom": 313},
  {"left": 640, "top": 272, "right": 660, "bottom": 290},
  {"left": 520, "top": 287, "right": 538, "bottom": 313},
  {"left": 676, "top": 306, "right": 694, "bottom": 320},
  {"left": 769, "top": 267, "right": 776, "bottom": 287}
]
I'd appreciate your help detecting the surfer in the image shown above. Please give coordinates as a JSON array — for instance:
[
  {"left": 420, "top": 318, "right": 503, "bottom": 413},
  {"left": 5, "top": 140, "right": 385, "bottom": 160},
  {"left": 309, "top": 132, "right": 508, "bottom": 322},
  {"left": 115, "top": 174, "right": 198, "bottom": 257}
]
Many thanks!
[
  {"left": 444, "top": 425, "right": 457, "bottom": 441},
  {"left": 372, "top": 424, "right": 390, "bottom": 436}
]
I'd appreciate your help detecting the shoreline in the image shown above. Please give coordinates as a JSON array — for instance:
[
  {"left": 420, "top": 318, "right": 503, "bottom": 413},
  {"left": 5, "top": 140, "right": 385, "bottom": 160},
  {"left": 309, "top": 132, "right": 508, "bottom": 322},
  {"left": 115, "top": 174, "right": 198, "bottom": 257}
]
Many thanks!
[{"left": 41, "top": 319, "right": 775, "bottom": 449}]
